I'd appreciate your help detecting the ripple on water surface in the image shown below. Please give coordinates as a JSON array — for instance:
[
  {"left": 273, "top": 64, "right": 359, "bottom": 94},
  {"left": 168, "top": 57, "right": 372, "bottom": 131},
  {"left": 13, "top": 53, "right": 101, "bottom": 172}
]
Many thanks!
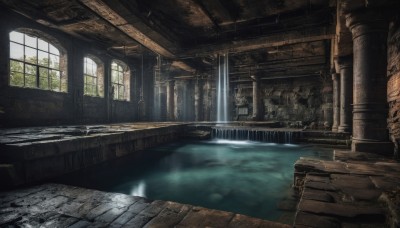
[{"left": 108, "top": 140, "right": 333, "bottom": 221}]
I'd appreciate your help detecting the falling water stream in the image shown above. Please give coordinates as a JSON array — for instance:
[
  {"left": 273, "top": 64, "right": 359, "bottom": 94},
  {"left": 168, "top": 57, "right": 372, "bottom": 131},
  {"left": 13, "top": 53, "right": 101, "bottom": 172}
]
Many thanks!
[{"left": 217, "top": 54, "right": 229, "bottom": 122}]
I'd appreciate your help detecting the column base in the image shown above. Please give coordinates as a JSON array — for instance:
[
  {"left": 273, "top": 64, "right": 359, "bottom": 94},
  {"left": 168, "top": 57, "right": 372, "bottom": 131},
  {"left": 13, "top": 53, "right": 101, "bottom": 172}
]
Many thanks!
[
  {"left": 331, "top": 125, "right": 338, "bottom": 132},
  {"left": 338, "top": 125, "right": 351, "bottom": 133},
  {"left": 351, "top": 140, "right": 394, "bottom": 155}
]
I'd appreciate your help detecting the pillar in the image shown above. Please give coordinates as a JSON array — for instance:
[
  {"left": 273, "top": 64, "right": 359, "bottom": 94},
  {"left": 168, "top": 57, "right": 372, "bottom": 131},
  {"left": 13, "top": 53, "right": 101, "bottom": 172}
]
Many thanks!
[
  {"left": 166, "top": 80, "right": 174, "bottom": 121},
  {"left": 251, "top": 75, "right": 262, "bottom": 120},
  {"left": 346, "top": 10, "right": 393, "bottom": 153},
  {"left": 337, "top": 56, "right": 353, "bottom": 133},
  {"left": 195, "top": 79, "right": 204, "bottom": 121},
  {"left": 332, "top": 70, "right": 340, "bottom": 132}
]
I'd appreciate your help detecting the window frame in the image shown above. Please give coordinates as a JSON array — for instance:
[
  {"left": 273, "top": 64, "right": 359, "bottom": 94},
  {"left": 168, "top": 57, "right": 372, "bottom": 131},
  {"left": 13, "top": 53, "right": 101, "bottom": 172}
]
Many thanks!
[
  {"left": 111, "top": 60, "right": 130, "bottom": 101},
  {"left": 8, "top": 29, "right": 67, "bottom": 92},
  {"left": 83, "top": 56, "right": 104, "bottom": 97}
]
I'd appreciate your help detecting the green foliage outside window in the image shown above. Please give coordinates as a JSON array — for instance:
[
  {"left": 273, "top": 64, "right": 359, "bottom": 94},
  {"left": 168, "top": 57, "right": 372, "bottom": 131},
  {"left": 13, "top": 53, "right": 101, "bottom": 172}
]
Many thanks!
[
  {"left": 9, "top": 31, "right": 65, "bottom": 92},
  {"left": 111, "top": 61, "right": 128, "bottom": 100}
]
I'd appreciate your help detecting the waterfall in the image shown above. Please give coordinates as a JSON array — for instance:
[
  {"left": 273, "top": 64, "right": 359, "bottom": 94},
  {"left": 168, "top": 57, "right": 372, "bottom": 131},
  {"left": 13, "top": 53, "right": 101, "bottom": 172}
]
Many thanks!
[
  {"left": 211, "top": 128, "right": 300, "bottom": 144},
  {"left": 217, "top": 54, "right": 229, "bottom": 122}
]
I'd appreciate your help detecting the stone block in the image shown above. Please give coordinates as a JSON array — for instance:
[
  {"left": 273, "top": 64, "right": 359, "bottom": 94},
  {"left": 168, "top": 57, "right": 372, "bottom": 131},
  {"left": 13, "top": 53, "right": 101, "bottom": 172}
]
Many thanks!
[
  {"left": 331, "top": 174, "right": 375, "bottom": 189},
  {"left": 302, "top": 189, "right": 335, "bottom": 202},
  {"left": 177, "top": 206, "right": 234, "bottom": 227},
  {"left": 304, "top": 181, "right": 336, "bottom": 191},
  {"left": 298, "top": 199, "right": 386, "bottom": 221},
  {"left": 352, "top": 141, "right": 394, "bottom": 155},
  {"left": 295, "top": 212, "right": 340, "bottom": 228}
]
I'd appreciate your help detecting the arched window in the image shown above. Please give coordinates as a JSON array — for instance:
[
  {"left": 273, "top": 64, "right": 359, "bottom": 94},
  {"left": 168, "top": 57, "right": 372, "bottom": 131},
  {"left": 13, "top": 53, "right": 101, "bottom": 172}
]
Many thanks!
[
  {"left": 84, "top": 56, "right": 104, "bottom": 97},
  {"left": 9, "top": 30, "right": 67, "bottom": 92},
  {"left": 111, "top": 60, "right": 130, "bottom": 101}
]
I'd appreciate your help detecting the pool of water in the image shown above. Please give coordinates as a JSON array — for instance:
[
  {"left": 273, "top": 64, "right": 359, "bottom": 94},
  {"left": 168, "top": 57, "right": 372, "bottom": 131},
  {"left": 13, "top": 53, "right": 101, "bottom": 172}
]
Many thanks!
[{"left": 100, "top": 140, "right": 332, "bottom": 221}]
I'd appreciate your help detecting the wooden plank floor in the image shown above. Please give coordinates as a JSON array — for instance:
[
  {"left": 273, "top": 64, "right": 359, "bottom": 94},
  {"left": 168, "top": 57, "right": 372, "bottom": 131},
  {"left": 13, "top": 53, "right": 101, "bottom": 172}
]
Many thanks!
[{"left": 0, "top": 183, "right": 291, "bottom": 227}]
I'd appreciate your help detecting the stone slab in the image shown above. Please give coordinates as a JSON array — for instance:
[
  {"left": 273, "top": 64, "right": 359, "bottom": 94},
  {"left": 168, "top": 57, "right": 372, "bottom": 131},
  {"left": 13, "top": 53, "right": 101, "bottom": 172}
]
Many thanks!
[
  {"left": 0, "top": 183, "right": 288, "bottom": 227},
  {"left": 298, "top": 199, "right": 386, "bottom": 221},
  {"left": 330, "top": 174, "right": 375, "bottom": 189},
  {"left": 295, "top": 212, "right": 340, "bottom": 228},
  {"left": 302, "top": 189, "right": 335, "bottom": 202}
]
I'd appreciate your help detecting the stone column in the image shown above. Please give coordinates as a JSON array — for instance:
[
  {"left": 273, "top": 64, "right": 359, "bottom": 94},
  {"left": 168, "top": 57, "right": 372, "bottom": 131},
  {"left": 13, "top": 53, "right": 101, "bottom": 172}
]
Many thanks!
[
  {"left": 332, "top": 71, "right": 341, "bottom": 132},
  {"left": 166, "top": 80, "right": 175, "bottom": 121},
  {"left": 195, "top": 79, "right": 204, "bottom": 121},
  {"left": 251, "top": 75, "right": 262, "bottom": 120},
  {"left": 337, "top": 56, "right": 353, "bottom": 133},
  {"left": 346, "top": 10, "right": 393, "bottom": 153}
]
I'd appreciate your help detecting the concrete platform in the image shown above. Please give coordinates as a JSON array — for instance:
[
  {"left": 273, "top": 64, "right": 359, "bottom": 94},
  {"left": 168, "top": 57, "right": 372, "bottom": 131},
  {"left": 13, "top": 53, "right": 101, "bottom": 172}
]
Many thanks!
[
  {"left": 294, "top": 150, "right": 400, "bottom": 227},
  {"left": 0, "top": 123, "right": 187, "bottom": 187},
  {"left": 0, "top": 183, "right": 290, "bottom": 228}
]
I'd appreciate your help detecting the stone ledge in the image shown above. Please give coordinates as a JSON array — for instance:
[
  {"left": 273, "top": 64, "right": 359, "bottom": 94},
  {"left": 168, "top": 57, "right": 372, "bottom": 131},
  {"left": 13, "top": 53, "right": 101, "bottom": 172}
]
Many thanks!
[{"left": 294, "top": 155, "right": 400, "bottom": 227}]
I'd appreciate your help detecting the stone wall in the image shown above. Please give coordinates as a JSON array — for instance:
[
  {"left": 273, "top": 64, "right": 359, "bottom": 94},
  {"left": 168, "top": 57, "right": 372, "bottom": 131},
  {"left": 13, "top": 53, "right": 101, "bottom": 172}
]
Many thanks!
[
  {"left": 388, "top": 16, "right": 400, "bottom": 150},
  {"left": 233, "top": 77, "right": 331, "bottom": 127},
  {"left": 0, "top": 10, "right": 143, "bottom": 127}
]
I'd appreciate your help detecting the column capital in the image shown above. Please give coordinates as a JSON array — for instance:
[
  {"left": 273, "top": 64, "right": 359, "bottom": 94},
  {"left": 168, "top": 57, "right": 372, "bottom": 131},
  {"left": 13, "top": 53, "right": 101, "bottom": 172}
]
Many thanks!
[
  {"left": 341, "top": 0, "right": 400, "bottom": 14},
  {"left": 345, "top": 9, "right": 390, "bottom": 39}
]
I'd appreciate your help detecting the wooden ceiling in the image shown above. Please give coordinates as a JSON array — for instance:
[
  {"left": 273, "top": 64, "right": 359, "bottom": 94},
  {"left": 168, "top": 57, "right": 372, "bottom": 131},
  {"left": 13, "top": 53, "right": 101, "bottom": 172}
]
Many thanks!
[{"left": 1, "top": 0, "right": 336, "bottom": 79}]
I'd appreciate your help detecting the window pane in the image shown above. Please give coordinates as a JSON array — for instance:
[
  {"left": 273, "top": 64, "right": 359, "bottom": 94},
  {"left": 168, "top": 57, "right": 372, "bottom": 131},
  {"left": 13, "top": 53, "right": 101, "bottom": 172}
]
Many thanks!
[
  {"left": 25, "top": 74, "right": 37, "bottom": 88},
  {"left": 10, "top": 71, "right": 24, "bottom": 86},
  {"left": 38, "top": 51, "right": 49, "bottom": 66},
  {"left": 49, "top": 54, "right": 59, "bottom": 69},
  {"left": 112, "top": 84, "right": 118, "bottom": 99},
  {"left": 111, "top": 62, "right": 117, "bottom": 70},
  {"left": 85, "top": 83, "right": 91, "bottom": 95},
  {"left": 25, "top": 34, "right": 37, "bottom": 48},
  {"left": 119, "top": 85, "right": 124, "bottom": 99},
  {"left": 10, "top": 42, "right": 24, "bottom": 60},
  {"left": 10, "top": 60, "right": 23, "bottom": 73},
  {"left": 25, "top": 64, "right": 36, "bottom": 75},
  {"left": 90, "top": 85, "right": 95, "bottom": 96},
  {"left": 39, "top": 67, "right": 48, "bottom": 78},
  {"left": 118, "top": 73, "right": 123, "bottom": 84},
  {"left": 10, "top": 31, "right": 24, "bottom": 43},
  {"left": 86, "top": 76, "right": 93, "bottom": 85},
  {"left": 38, "top": 39, "right": 48, "bottom": 52},
  {"left": 111, "top": 70, "right": 118, "bottom": 83},
  {"left": 86, "top": 63, "right": 94, "bottom": 76},
  {"left": 49, "top": 44, "right": 59, "bottom": 55},
  {"left": 25, "top": 46, "right": 37, "bottom": 64},
  {"left": 40, "top": 76, "right": 49, "bottom": 89},
  {"left": 118, "top": 65, "right": 123, "bottom": 72}
]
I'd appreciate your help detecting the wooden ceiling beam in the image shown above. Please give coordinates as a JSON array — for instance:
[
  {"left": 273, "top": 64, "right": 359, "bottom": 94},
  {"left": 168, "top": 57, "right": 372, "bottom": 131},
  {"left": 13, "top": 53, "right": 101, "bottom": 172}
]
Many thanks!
[
  {"left": 180, "top": 26, "right": 335, "bottom": 57},
  {"left": 79, "top": 0, "right": 197, "bottom": 73}
]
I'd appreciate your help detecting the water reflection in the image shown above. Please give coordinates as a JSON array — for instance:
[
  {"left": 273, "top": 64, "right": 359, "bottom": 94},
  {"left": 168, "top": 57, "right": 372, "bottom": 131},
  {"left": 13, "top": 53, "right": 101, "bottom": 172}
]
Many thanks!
[
  {"left": 130, "top": 181, "right": 146, "bottom": 197},
  {"left": 109, "top": 140, "right": 333, "bottom": 221}
]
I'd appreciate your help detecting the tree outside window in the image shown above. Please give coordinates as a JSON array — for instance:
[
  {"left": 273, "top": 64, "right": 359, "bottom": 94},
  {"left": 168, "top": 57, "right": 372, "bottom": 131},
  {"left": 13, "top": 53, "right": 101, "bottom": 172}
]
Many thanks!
[
  {"left": 84, "top": 56, "right": 104, "bottom": 97},
  {"left": 9, "top": 30, "right": 67, "bottom": 92}
]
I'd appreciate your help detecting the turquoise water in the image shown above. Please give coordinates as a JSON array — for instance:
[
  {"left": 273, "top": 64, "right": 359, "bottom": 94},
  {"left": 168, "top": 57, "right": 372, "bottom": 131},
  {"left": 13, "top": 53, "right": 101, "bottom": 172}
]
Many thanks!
[{"left": 106, "top": 140, "right": 333, "bottom": 221}]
